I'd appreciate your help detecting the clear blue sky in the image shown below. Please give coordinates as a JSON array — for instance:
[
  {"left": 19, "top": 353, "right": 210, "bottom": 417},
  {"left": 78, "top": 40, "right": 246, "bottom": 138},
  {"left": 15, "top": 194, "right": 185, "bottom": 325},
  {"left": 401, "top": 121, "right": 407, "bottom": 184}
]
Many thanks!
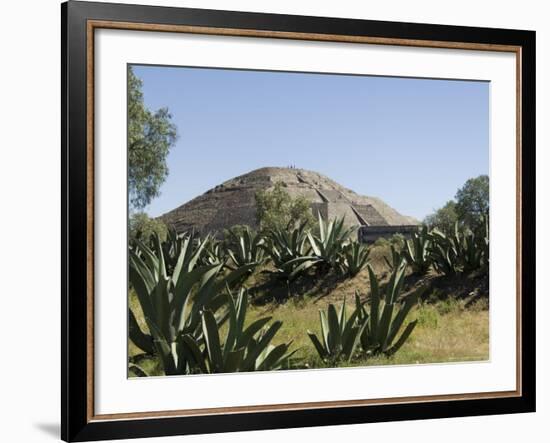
[{"left": 132, "top": 64, "right": 489, "bottom": 221}]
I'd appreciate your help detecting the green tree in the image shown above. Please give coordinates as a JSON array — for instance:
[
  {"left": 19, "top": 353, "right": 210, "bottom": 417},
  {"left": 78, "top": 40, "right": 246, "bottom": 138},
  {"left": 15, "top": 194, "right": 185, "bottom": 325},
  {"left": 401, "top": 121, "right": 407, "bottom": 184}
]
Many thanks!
[
  {"left": 128, "top": 66, "right": 178, "bottom": 211},
  {"left": 455, "top": 175, "right": 489, "bottom": 229},
  {"left": 424, "top": 200, "right": 458, "bottom": 235},
  {"left": 255, "top": 182, "right": 314, "bottom": 231}
]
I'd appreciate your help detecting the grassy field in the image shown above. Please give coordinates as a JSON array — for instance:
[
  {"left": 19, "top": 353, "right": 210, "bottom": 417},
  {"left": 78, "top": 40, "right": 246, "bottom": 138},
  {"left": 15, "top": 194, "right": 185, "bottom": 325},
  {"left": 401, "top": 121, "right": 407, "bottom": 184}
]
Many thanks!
[
  {"left": 246, "top": 296, "right": 489, "bottom": 369},
  {"left": 129, "top": 242, "right": 489, "bottom": 375}
]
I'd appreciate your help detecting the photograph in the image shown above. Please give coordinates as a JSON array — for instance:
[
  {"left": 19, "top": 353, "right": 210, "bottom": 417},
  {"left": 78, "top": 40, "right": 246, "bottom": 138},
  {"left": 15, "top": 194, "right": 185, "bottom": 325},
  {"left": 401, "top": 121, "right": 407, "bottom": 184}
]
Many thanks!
[{"left": 127, "top": 64, "right": 490, "bottom": 377}]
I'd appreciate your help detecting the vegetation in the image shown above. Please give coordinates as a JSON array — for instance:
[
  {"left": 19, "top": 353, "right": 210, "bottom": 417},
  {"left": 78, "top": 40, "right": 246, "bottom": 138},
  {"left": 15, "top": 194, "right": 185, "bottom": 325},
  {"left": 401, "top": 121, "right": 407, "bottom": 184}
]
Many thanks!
[
  {"left": 430, "top": 220, "right": 489, "bottom": 276},
  {"left": 356, "top": 264, "right": 420, "bottom": 356},
  {"left": 403, "top": 225, "right": 432, "bottom": 275},
  {"left": 307, "top": 298, "right": 366, "bottom": 364},
  {"left": 455, "top": 175, "right": 489, "bottom": 231},
  {"left": 261, "top": 221, "right": 317, "bottom": 281},
  {"left": 129, "top": 212, "right": 168, "bottom": 243},
  {"left": 128, "top": 67, "right": 177, "bottom": 211},
  {"left": 424, "top": 200, "right": 458, "bottom": 236},
  {"left": 180, "top": 288, "right": 297, "bottom": 373},
  {"left": 383, "top": 244, "right": 405, "bottom": 272},
  {"left": 339, "top": 242, "right": 370, "bottom": 277},
  {"left": 128, "top": 176, "right": 490, "bottom": 376},
  {"left": 225, "top": 226, "right": 266, "bottom": 269},
  {"left": 255, "top": 182, "right": 315, "bottom": 231},
  {"left": 128, "top": 232, "right": 254, "bottom": 375},
  {"left": 425, "top": 174, "right": 489, "bottom": 236},
  {"left": 306, "top": 214, "right": 356, "bottom": 271}
]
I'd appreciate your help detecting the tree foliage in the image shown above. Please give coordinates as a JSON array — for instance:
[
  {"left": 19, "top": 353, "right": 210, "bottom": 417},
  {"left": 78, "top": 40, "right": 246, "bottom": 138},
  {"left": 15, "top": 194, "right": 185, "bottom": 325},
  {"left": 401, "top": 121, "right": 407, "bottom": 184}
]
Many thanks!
[
  {"left": 455, "top": 175, "right": 489, "bottom": 228},
  {"left": 128, "top": 66, "right": 178, "bottom": 211},
  {"left": 424, "top": 175, "right": 488, "bottom": 233},
  {"left": 255, "top": 182, "right": 315, "bottom": 231},
  {"left": 424, "top": 200, "right": 458, "bottom": 235}
]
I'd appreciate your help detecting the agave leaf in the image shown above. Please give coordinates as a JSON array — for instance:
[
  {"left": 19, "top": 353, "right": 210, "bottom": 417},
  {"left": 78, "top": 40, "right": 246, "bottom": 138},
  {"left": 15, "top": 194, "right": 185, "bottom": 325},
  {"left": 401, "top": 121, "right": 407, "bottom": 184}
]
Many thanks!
[
  {"left": 367, "top": 265, "right": 380, "bottom": 334},
  {"left": 172, "top": 264, "right": 220, "bottom": 332},
  {"left": 129, "top": 257, "right": 156, "bottom": 322},
  {"left": 257, "top": 343, "right": 291, "bottom": 371},
  {"left": 377, "top": 303, "right": 394, "bottom": 349},
  {"left": 202, "top": 310, "right": 224, "bottom": 372},
  {"left": 153, "top": 232, "right": 167, "bottom": 280},
  {"left": 179, "top": 334, "right": 207, "bottom": 373},
  {"left": 307, "top": 232, "right": 322, "bottom": 257},
  {"left": 146, "top": 319, "right": 175, "bottom": 374},
  {"left": 327, "top": 304, "right": 341, "bottom": 351},
  {"left": 307, "top": 331, "right": 327, "bottom": 359},
  {"left": 242, "top": 321, "right": 282, "bottom": 371},
  {"left": 319, "top": 310, "right": 330, "bottom": 351},
  {"left": 129, "top": 249, "right": 156, "bottom": 294},
  {"left": 288, "top": 258, "right": 319, "bottom": 281},
  {"left": 223, "top": 293, "right": 238, "bottom": 359},
  {"left": 134, "top": 238, "right": 160, "bottom": 280},
  {"left": 128, "top": 308, "right": 155, "bottom": 354},
  {"left": 385, "top": 294, "right": 418, "bottom": 347},
  {"left": 224, "top": 347, "right": 246, "bottom": 373},
  {"left": 339, "top": 297, "right": 347, "bottom": 327}
]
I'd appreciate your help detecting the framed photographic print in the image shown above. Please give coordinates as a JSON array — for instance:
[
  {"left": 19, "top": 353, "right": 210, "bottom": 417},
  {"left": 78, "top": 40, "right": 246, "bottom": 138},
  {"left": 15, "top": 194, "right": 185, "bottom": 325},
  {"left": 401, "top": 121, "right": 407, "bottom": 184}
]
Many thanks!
[{"left": 61, "top": 1, "right": 536, "bottom": 441}]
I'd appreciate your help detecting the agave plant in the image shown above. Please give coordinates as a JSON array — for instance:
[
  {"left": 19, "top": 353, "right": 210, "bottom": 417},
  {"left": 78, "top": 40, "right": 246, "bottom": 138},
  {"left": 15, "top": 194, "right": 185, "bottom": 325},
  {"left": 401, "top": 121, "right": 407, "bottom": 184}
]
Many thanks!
[
  {"left": 179, "top": 288, "right": 297, "bottom": 373},
  {"left": 458, "top": 216, "right": 489, "bottom": 274},
  {"left": 262, "top": 222, "right": 319, "bottom": 281},
  {"left": 196, "top": 235, "right": 227, "bottom": 266},
  {"left": 129, "top": 232, "right": 254, "bottom": 375},
  {"left": 461, "top": 229, "right": 484, "bottom": 273},
  {"left": 307, "top": 214, "right": 356, "bottom": 269},
  {"left": 226, "top": 226, "right": 266, "bottom": 269},
  {"left": 403, "top": 225, "right": 432, "bottom": 275},
  {"left": 339, "top": 241, "right": 370, "bottom": 277},
  {"left": 159, "top": 228, "right": 209, "bottom": 274},
  {"left": 263, "top": 221, "right": 311, "bottom": 264},
  {"left": 429, "top": 229, "right": 460, "bottom": 276},
  {"left": 356, "top": 263, "right": 420, "bottom": 356},
  {"left": 429, "top": 222, "right": 487, "bottom": 276},
  {"left": 307, "top": 298, "right": 367, "bottom": 363},
  {"left": 383, "top": 244, "right": 405, "bottom": 272}
]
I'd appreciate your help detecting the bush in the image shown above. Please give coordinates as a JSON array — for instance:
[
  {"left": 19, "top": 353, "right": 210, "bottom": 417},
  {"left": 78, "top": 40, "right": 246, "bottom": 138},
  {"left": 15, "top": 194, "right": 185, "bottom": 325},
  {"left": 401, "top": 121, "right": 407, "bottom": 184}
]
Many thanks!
[
  {"left": 129, "top": 212, "right": 168, "bottom": 243},
  {"left": 255, "top": 182, "right": 315, "bottom": 232}
]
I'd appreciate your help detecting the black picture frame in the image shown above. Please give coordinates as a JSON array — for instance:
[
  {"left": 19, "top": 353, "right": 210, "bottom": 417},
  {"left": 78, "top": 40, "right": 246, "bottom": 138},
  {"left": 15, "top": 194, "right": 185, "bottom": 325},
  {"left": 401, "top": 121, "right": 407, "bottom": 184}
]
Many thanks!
[{"left": 61, "top": 1, "right": 536, "bottom": 441}]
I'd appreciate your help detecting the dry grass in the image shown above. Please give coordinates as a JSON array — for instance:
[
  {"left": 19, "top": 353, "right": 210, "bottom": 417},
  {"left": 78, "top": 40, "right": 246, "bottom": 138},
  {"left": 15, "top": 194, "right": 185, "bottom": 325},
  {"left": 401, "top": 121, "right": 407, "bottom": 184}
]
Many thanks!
[{"left": 246, "top": 295, "right": 489, "bottom": 369}]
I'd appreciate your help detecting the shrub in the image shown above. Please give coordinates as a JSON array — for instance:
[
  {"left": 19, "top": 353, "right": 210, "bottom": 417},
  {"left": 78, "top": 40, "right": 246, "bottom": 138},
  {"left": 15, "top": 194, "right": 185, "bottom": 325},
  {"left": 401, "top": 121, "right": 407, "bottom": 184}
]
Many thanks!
[
  {"left": 255, "top": 182, "right": 315, "bottom": 232},
  {"left": 424, "top": 200, "right": 458, "bottom": 236},
  {"left": 129, "top": 212, "right": 168, "bottom": 243}
]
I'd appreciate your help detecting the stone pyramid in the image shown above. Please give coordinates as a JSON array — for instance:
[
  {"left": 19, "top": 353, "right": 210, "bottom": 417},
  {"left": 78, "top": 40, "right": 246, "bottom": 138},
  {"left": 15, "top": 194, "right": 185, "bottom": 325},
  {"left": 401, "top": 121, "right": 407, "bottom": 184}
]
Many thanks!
[{"left": 160, "top": 167, "right": 418, "bottom": 236}]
